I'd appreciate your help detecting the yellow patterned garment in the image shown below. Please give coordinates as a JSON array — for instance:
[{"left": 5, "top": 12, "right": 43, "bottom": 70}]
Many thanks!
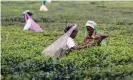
[{"left": 84, "top": 36, "right": 101, "bottom": 46}]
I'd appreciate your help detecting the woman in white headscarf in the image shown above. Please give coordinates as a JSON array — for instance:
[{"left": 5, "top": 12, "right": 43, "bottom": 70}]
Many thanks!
[
  {"left": 84, "top": 20, "right": 108, "bottom": 46},
  {"left": 42, "top": 24, "right": 90, "bottom": 58}
]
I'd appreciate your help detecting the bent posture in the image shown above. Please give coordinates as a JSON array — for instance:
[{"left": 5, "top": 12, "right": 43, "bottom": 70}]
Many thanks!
[
  {"left": 23, "top": 10, "right": 43, "bottom": 32},
  {"left": 42, "top": 24, "right": 90, "bottom": 58},
  {"left": 84, "top": 20, "right": 108, "bottom": 46},
  {"left": 64, "top": 24, "right": 90, "bottom": 50}
]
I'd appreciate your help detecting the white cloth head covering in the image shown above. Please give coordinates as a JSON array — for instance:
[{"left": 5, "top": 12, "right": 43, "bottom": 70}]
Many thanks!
[
  {"left": 85, "top": 20, "right": 97, "bottom": 29},
  {"left": 42, "top": 24, "right": 77, "bottom": 58},
  {"left": 85, "top": 20, "right": 106, "bottom": 46},
  {"left": 22, "top": 10, "right": 43, "bottom": 32},
  {"left": 23, "top": 10, "right": 30, "bottom": 14}
]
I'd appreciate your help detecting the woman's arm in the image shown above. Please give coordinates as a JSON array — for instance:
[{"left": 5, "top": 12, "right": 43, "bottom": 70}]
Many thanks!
[
  {"left": 96, "top": 32, "right": 108, "bottom": 40},
  {"left": 71, "top": 42, "right": 94, "bottom": 50}
]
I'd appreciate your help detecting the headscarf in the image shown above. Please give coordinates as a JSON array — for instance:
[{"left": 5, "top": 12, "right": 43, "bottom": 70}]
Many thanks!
[
  {"left": 42, "top": 25, "right": 77, "bottom": 58},
  {"left": 23, "top": 10, "right": 43, "bottom": 32},
  {"left": 23, "top": 10, "right": 30, "bottom": 21},
  {"left": 85, "top": 20, "right": 105, "bottom": 45},
  {"left": 85, "top": 20, "right": 99, "bottom": 36}
]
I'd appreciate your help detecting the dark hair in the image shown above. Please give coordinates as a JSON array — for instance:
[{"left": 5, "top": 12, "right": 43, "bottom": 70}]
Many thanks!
[
  {"left": 64, "top": 23, "right": 76, "bottom": 33},
  {"left": 64, "top": 26, "right": 72, "bottom": 33},
  {"left": 27, "top": 12, "right": 33, "bottom": 16}
]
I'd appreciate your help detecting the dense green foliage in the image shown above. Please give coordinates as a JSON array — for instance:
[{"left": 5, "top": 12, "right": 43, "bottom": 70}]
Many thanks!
[{"left": 1, "top": 1, "right": 133, "bottom": 80}]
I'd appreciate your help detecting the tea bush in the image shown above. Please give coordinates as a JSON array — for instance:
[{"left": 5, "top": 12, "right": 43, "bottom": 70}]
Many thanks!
[{"left": 1, "top": 1, "right": 133, "bottom": 80}]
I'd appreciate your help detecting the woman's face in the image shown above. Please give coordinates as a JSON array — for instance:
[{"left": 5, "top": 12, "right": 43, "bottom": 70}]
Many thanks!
[
  {"left": 71, "top": 30, "right": 78, "bottom": 39},
  {"left": 86, "top": 26, "right": 94, "bottom": 36}
]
